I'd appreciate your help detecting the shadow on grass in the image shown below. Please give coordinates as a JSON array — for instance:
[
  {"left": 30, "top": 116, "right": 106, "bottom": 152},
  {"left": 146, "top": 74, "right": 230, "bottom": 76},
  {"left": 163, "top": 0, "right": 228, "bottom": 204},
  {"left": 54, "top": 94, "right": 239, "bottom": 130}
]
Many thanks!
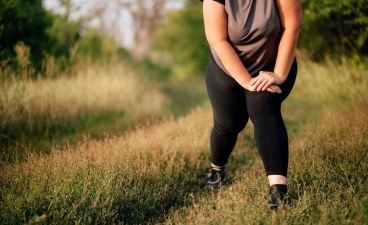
[{"left": 0, "top": 111, "right": 150, "bottom": 162}]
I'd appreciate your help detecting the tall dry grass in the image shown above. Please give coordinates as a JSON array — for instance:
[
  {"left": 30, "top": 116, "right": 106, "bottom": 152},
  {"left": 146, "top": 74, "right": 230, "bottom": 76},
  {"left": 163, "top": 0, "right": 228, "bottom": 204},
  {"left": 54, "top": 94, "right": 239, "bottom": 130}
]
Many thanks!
[
  {"left": 292, "top": 53, "right": 368, "bottom": 106},
  {"left": 1, "top": 64, "right": 166, "bottom": 124},
  {"left": 0, "top": 43, "right": 168, "bottom": 153},
  {"left": 0, "top": 56, "right": 367, "bottom": 224}
]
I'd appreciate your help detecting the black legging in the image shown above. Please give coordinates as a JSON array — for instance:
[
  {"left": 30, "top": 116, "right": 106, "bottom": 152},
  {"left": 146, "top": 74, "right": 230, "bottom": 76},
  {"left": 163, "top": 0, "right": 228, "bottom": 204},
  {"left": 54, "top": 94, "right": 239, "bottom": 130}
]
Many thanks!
[{"left": 205, "top": 53, "right": 297, "bottom": 177}]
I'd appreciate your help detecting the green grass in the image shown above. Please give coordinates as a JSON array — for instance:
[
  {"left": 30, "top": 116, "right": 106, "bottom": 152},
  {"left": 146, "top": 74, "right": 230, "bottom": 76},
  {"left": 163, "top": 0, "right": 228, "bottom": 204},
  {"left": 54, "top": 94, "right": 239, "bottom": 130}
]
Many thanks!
[{"left": 0, "top": 56, "right": 367, "bottom": 224}]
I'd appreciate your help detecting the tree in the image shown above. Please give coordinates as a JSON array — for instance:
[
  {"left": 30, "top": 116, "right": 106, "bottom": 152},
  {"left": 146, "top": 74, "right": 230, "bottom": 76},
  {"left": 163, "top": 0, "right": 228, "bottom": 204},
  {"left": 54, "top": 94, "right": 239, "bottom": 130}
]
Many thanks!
[
  {"left": 0, "top": 0, "right": 54, "bottom": 69},
  {"left": 46, "top": 14, "right": 80, "bottom": 59},
  {"left": 115, "top": 0, "right": 177, "bottom": 58},
  {"left": 299, "top": 0, "right": 368, "bottom": 61},
  {"left": 152, "top": 0, "right": 208, "bottom": 77}
]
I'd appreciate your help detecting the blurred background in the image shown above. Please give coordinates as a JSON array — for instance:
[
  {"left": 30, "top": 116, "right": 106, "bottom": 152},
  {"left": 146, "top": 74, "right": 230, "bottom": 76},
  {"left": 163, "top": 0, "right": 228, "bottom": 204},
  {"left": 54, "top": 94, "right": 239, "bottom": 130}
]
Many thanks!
[{"left": 1, "top": 0, "right": 367, "bottom": 157}]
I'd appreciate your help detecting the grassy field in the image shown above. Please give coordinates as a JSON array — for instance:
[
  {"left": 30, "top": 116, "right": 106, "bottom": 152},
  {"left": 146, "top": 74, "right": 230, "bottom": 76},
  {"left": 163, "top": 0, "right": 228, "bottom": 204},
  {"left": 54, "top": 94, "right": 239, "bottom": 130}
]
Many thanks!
[
  {"left": 0, "top": 56, "right": 367, "bottom": 224},
  {"left": 0, "top": 58, "right": 168, "bottom": 159}
]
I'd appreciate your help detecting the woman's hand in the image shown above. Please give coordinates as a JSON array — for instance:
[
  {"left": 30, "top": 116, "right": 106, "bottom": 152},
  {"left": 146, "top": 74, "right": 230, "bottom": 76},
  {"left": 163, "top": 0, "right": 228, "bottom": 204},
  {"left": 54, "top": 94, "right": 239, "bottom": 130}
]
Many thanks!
[
  {"left": 250, "top": 71, "right": 283, "bottom": 92},
  {"left": 241, "top": 77, "right": 282, "bottom": 94}
]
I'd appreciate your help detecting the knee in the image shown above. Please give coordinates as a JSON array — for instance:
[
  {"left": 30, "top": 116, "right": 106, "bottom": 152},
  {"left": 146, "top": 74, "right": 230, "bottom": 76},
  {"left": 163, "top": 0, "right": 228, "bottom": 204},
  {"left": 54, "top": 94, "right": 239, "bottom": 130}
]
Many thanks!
[
  {"left": 213, "top": 119, "right": 246, "bottom": 136},
  {"left": 247, "top": 92, "right": 282, "bottom": 119}
]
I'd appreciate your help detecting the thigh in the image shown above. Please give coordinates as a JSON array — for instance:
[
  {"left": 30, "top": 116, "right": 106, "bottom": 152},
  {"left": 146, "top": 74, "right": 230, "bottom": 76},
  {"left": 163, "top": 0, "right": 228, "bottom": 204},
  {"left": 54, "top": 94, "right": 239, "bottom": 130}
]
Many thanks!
[{"left": 205, "top": 59, "right": 248, "bottom": 131}]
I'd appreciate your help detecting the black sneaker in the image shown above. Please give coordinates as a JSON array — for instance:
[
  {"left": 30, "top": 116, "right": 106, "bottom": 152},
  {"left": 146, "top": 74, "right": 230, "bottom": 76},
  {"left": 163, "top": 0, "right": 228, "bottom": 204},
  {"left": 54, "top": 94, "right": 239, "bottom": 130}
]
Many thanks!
[
  {"left": 204, "top": 167, "right": 226, "bottom": 189},
  {"left": 267, "top": 184, "right": 287, "bottom": 210}
]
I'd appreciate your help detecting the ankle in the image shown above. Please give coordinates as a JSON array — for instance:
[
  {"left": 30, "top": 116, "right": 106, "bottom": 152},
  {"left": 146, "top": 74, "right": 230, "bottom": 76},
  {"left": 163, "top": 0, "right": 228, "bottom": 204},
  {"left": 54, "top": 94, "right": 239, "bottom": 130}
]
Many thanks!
[
  {"left": 211, "top": 163, "right": 225, "bottom": 170},
  {"left": 268, "top": 175, "right": 287, "bottom": 185}
]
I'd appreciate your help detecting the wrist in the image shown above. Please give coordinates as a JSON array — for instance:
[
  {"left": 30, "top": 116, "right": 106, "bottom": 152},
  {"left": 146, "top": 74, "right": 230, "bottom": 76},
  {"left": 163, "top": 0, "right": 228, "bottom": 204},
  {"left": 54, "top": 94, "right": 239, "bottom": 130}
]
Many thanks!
[
  {"left": 235, "top": 75, "right": 252, "bottom": 87},
  {"left": 243, "top": 77, "right": 253, "bottom": 88},
  {"left": 274, "top": 73, "right": 286, "bottom": 85}
]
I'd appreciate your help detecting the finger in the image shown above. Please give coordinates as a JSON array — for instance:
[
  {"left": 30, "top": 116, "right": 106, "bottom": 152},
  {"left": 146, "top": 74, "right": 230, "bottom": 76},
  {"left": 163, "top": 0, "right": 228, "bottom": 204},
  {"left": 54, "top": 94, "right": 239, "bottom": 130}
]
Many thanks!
[
  {"left": 252, "top": 72, "right": 268, "bottom": 85},
  {"left": 269, "top": 85, "right": 282, "bottom": 94},
  {"left": 253, "top": 73, "right": 273, "bottom": 91},
  {"left": 247, "top": 85, "right": 256, "bottom": 92},
  {"left": 266, "top": 87, "right": 277, "bottom": 93},
  {"left": 257, "top": 79, "right": 270, "bottom": 92},
  {"left": 246, "top": 80, "right": 257, "bottom": 92},
  {"left": 266, "top": 87, "right": 281, "bottom": 94},
  {"left": 266, "top": 84, "right": 276, "bottom": 92},
  {"left": 261, "top": 80, "right": 273, "bottom": 91},
  {"left": 251, "top": 77, "right": 263, "bottom": 88},
  {"left": 250, "top": 77, "right": 258, "bottom": 86},
  {"left": 256, "top": 79, "right": 269, "bottom": 91}
]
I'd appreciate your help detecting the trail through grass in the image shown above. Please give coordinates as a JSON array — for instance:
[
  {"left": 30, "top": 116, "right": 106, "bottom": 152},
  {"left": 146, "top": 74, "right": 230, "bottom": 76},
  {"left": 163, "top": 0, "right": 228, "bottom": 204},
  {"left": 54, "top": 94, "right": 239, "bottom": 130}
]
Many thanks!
[
  {"left": 0, "top": 62, "right": 168, "bottom": 160},
  {"left": 1, "top": 57, "right": 367, "bottom": 224}
]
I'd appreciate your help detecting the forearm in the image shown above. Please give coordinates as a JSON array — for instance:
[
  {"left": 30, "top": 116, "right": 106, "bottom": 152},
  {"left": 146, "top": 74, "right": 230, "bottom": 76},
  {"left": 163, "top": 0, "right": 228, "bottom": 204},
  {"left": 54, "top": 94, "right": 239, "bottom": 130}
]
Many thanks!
[
  {"left": 273, "top": 0, "right": 302, "bottom": 84},
  {"left": 273, "top": 29, "right": 300, "bottom": 84},
  {"left": 203, "top": 0, "right": 252, "bottom": 88},
  {"left": 211, "top": 41, "right": 252, "bottom": 86}
]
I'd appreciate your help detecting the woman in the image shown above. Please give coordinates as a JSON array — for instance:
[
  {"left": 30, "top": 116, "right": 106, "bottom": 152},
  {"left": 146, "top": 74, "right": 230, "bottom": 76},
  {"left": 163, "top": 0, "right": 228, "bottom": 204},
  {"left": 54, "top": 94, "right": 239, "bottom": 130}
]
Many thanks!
[{"left": 201, "top": 0, "right": 302, "bottom": 209}]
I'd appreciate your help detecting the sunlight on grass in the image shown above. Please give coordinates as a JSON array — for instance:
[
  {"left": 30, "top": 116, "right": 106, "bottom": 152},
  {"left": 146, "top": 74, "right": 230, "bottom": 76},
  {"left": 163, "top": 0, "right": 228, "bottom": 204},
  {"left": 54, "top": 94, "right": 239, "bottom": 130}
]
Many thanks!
[
  {"left": 0, "top": 62, "right": 168, "bottom": 155},
  {"left": 165, "top": 105, "right": 368, "bottom": 225},
  {"left": 1, "top": 56, "right": 367, "bottom": 224}
]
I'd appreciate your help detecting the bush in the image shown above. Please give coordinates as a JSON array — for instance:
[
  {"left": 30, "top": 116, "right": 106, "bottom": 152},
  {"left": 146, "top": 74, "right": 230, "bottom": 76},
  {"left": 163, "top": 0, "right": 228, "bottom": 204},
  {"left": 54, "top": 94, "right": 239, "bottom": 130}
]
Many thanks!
[
  {"left": 0, "top": 0, "right": 54, "bottom": 70},
  {"left": 299, "top": 0, "right": 368, "bottom": 61},
  {"left": 152, "top": 0, "right": 208, "bottom": 78}
]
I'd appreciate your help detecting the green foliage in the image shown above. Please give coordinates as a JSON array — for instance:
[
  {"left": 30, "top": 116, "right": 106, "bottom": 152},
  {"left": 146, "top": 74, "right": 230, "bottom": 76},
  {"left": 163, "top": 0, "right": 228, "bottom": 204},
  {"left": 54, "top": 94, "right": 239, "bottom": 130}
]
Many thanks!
[
  {"left": 0, "top": 0, "right": 54, "bottom": 69},
  {"left": 0, "top": 1, "right": 130, "bottom": 78},
  {"left": 152, "top": 0, "right": 208, "bottom": 78},
  {"left": 153, "top": 0, "right": 368, "bottom": 69},
  {"left": 76, "top": 29, "right": 119, "bottom": 62},
  {"left": 46, "top": 14, "right": 80, "bottom": 58},
  {"left": 299, "top": 0, "right": 368, "bottom": 61},
  {"left": 45, "top": 15, "right": 132, "bottom": 72}
]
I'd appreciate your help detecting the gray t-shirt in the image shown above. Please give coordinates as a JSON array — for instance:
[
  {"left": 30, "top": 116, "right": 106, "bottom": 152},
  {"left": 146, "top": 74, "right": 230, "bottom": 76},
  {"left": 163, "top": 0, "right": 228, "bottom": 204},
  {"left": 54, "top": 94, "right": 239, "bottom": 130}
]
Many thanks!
[{"left": 206, "top": 0, "right": 281, "bottom": 77}]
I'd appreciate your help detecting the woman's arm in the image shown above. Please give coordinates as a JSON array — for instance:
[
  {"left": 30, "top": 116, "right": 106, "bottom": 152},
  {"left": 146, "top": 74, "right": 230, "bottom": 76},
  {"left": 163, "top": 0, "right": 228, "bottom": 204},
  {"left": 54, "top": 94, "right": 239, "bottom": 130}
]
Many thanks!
[
  {"left": 274, "top": 0, "right": 302, "bottom": 81},
  {"left": 203, "top": 0, "right": 278, "bottom": 92},
  {"left": 251, "top": 0, "right": 302, "bottom": 91}
]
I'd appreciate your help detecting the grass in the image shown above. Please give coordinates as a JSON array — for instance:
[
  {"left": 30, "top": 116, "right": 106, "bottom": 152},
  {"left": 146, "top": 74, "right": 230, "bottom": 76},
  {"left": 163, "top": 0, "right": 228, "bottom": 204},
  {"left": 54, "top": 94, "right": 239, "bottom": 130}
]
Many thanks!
[
  {"left": 0, "top": 108, "right": 213, "bottom": 224},
  {"left": 165, "top": 105, "right": 368, "bottom": 225},
  {"left": 0, "top": 58, "right": 168, "bottom": 159},
  {"left": 1, "top": 43, "right": 210, "bottom": 160},
  {"left": 0, "top": 55, "right": 368, "bottom": 224}
]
